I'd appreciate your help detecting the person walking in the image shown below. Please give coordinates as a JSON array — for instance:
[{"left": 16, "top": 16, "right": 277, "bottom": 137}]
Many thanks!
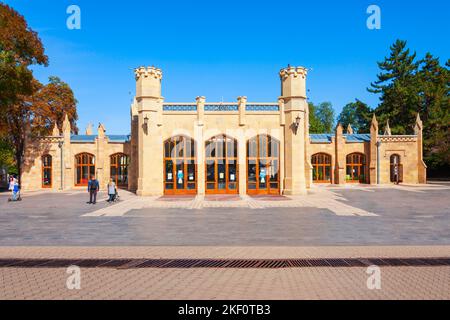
[
  {"left": 394, "top": 164, "right": 399, "bottom": 185},
  {"left": 107, "top": 178, "right": 117, "bottom": 203},
  {"left": 87, "top": 175, "right": 99, "bottom": 204},
  {"left": 8, "top": 175, "right": 16, "bottom": 200},
  {"left": 12, "top": 178, "right": 20, "bottom": 201}
]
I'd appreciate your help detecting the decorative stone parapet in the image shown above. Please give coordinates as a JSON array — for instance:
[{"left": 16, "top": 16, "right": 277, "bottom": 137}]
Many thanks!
[
  {"left": 134, "top": 66, "right": 163, "bottom": 81},
  {"left": 279, "top": 66, "right": 308, "bottom": 79},
  {"left": 380, "top": 135, "right": 417, "bottom": 143}
]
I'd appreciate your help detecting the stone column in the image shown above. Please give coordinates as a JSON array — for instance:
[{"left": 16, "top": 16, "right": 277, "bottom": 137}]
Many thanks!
[
  {"left": 96, "top": 124, "right": 107, "bottom": 189},
  {"left": 196, "top": 96, "right": 206, "bottom": 195},
  {"left": 369, "top": 114, "right": 378, "bottom": 185},
  {"left": 135, "top": 66, "right": 164, "bottom": 196},
  {"left": 238, "top": 96, "right": 247, "bottom": 126},
  {"left": 334, "top": 123, "right": 346, "bottom": 185}
]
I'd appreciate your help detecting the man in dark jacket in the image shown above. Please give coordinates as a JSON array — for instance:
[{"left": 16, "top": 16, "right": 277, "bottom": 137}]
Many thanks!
[{"left": 87, "top": 175, "right": 100, "bottom": 204}]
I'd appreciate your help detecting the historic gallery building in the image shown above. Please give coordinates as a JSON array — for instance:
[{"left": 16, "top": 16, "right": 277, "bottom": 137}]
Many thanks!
[{"left": 21, "top": 65, "right": 427, "bottom": 195}]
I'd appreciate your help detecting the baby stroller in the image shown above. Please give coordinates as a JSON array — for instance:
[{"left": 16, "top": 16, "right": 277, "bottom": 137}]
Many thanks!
[{"left": 109, "top": 190, "right": 120, "bottom": 203}]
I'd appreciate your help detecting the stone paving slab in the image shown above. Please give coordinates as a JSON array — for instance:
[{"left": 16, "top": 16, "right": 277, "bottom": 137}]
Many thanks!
[{"left": 0, "top": 246, "right": 449, "bottom": 300}]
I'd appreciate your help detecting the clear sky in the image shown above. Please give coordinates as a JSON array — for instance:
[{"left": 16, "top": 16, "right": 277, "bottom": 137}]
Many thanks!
[{"left": 4, "top": 0, "right": 450, "bottom": 134}]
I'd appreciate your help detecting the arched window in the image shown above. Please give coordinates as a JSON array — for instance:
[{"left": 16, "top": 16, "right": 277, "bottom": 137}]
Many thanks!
[
  {"left": 110, "top": 153, "right": 129, "bottom": 188},
  {"left": 205, "top": 135, "right": 238, "bottom": 194},
  {"left": 346, "top": 153, "right": 366, "bottom": 183},
  {"left": 390, "top": 154, "right": 403, "bottom": 183},
  {"left": 75, "top": 153, "right": 95, "bottom": 186},
  {"left": 164, "top": 135, "right": 197, "bottom": 194},
  {"left": 312, "top": 153, "right": 332, "bottom": 183},
  {"left": 42, "top": 155, "right": 52, "bottom": 188},
  {"left": 247, "top": 135, "right": 280, "bottom": 195}
]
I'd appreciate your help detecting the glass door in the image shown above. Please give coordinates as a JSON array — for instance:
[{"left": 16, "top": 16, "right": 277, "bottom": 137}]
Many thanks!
[{"left": 205, "top": 135, "right": 238, "bottom": 194}]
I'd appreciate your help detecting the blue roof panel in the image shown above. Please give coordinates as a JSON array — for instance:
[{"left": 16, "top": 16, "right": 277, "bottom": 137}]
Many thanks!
[
  {"left": 310, "top": 133, "right": 371, "bottom": 143},
  {"left": 310, "top": 134, "right": 333, "bottom": 143},
  {"left": 344, "top": 134, "right": 371, "bottom": 142},
  {"left": 70, "top": 135, "right": 130, "bottom": 143}
]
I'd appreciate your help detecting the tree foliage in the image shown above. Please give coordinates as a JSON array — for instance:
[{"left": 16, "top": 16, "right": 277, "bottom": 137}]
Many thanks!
[
  {"left": 309, "top": 102, "right": 335, "bottom": 133},
  {"left": 369, "top": 39, "right": 449, "bottom": 175},
  {"left": 337, "top": 100, "right": 373, "bottom": 133},
  {"left": 0, "top": 4, "right": 78, "bottom": 183}
]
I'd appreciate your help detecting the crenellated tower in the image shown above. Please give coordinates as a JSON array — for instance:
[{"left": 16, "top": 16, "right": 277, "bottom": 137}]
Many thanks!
[
  {"left": 280, "top": 66, "right": 308, "bottom": 194},
  {"left": 134, "top": 66, "right": 164, "bottom": 195}
]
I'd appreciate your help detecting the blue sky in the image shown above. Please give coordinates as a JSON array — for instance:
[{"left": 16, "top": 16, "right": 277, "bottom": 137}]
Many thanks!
[{"left": 4, "top": 0, "right": 450, "bottom": 134}]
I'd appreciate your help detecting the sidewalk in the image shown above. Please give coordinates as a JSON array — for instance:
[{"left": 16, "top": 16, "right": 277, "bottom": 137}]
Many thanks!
[{"left": 0, "top": 246, "right": 449, "bottom": 300}]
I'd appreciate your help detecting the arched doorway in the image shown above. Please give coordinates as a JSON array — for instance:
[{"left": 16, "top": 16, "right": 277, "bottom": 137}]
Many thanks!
[
  {"left": 110, "top": 153, "right": 129, "bottom": 188},
  {"left": 205, "top": 135, "right": 238, "bottom": 194},
  {"left": 312, "top": 153, "right": 332, "bottom": 183},
  {"left": 164, "top": 135, "right": 197, "bottom": 195},
  {"left": 42, "top": 155, "right": 52, "bottom": 188},
  {"left": 346, "top": 153, "right": 366, "bottom": 183},
  {"left": 75, "top": 153, "right": 95, "bottom": 186},
  {"left": 247, "top": 135, "right": 280, "bottom": 195},
  {"left": 390, "top": 154, "right": 403, "bottom": 183}
]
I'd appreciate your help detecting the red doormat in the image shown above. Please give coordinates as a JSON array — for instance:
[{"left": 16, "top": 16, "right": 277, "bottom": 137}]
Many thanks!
[
  {"left": 157, "top": 195, "right": 196, "bottom": 202},
  {"left": 205, "top": 195, "right": 241, "bottom": 202},
  {"left": 250, "top": 195, "right": 290, "bottom": 201}
]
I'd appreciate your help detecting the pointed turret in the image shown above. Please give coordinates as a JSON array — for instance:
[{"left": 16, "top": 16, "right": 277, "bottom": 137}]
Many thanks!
[
  {"left": 85, "top": 123, "right": 93, "bottom": 135},
  {"left": 371, "top": 114, "right": 378, "bottom": 128},
  {"left": 347, "top": 123, "right": 354, "bottom": 134},
  {"left": 52, "top": 123, "right": 60, "bottom": 136},
  {"left": 62, "top": 114, "right": 71, "bottom": 134},
  {"left": 98, "top": 123, "right": 106, "bottom": 139},
  {"left": 336, "top": 122, "right": 343, "bottom": 135},
  {"left": 414, "top": 113, "right": 423, "bottom": 135},
  {"left": 384, "top": 120, "right": 392, "bottom": 135}
]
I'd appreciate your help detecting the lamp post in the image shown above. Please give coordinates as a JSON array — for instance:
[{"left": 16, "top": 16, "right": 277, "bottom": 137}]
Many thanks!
[
  {"left": 58, "top": 140, "right": 64, "bottom": 190},
  {"left": 376, "top": 139, "right": 381, "bottom": 185}
]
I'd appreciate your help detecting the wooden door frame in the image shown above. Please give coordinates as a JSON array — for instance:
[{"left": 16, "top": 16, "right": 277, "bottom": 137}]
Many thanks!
[
  {"left": 42, "top": 155, "right": 52, "bottom": 189},
  {"left": 311, "top": 153, "right": 332, "bottom": 184},
  {"left": 205, "top": 135, "right": 239, "bottom": 194},
  {"left": 163, "top": 136, "right": 198, "bottom": 195},
  {"left": 75, "top": 153, "right": 95, "bottom": 187},
  {"left": 246, "top": 135, "right": 280, "bottom": 195}
]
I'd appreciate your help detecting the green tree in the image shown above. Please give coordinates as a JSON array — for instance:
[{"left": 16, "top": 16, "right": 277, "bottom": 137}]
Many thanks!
[
  {"left": 368, "top": 39, "right": 420, "bottom": 134},
  {"left": 369, "top": 39, "right": 450, "bottom": 176},
  {"left": 0, "top": 138, "right": 15, "bottom": 174},
  {"left": 337, "top": 100, "right": 373, "bottom": 133},
  {"left": 309, "top": 102, "right": 335, "bottom": 133},
  {"left": 416, "top": 54, "right": 450, "bottom": 175}
]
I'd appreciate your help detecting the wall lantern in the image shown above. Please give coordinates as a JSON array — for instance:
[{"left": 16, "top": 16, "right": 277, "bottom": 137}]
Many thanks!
[
  {"left": 144, "top": 115, "right": 149, "bottom": 125},
  {"left": 293, "top": 114, "right": 301, "bottom": 134},
  {"left": 295, "top": 115, "right": 301, "bottom": 128}
]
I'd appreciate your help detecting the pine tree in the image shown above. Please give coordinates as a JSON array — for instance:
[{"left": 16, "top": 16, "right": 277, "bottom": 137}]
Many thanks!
[{"left": 368, "top": 40, "right": 420, "bottom": 134}]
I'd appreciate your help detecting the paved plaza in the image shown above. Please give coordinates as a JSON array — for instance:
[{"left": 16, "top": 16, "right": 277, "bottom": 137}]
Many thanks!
[
  {"left": 1, "top": 183, "right": 449, "bottom": 299},
  {"left": 0, "top": 183, "right": 449, "bottom": 246}
]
